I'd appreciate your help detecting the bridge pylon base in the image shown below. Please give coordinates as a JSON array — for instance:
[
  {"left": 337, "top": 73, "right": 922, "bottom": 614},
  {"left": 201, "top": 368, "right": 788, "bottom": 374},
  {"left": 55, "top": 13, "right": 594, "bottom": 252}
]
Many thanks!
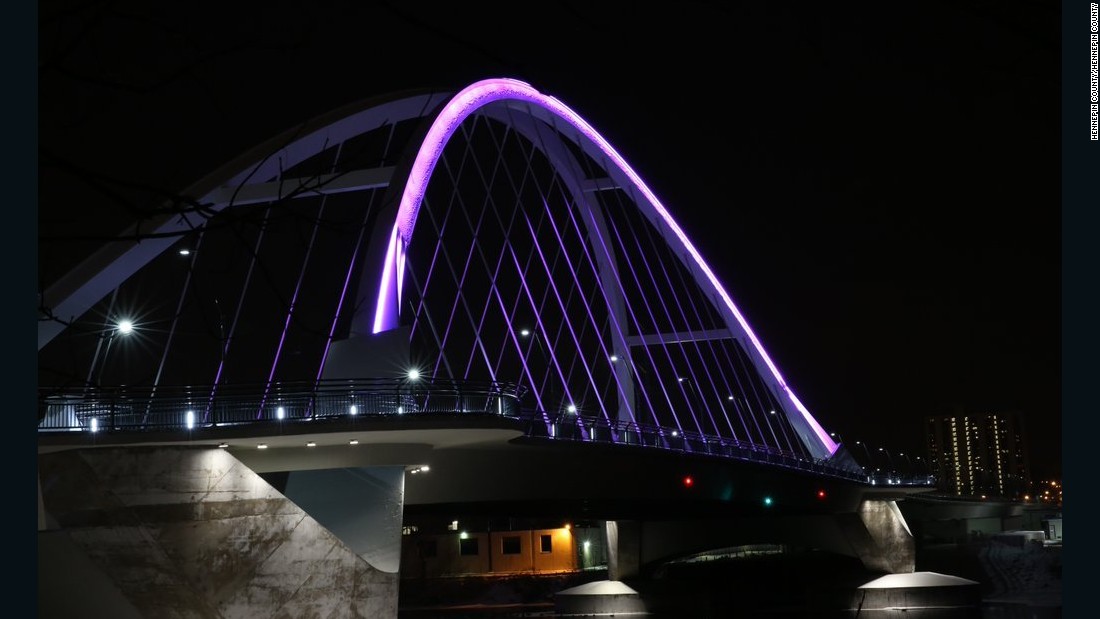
[{"left": 837, "top": 499, "right": 916, "bottom": 574}]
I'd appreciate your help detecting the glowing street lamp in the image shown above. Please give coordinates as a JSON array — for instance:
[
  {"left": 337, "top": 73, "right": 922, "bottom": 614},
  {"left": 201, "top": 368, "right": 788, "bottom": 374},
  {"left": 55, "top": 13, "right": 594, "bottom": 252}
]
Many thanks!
[{"left": 91, "top": 317, "right": 135, "bottom": 388}]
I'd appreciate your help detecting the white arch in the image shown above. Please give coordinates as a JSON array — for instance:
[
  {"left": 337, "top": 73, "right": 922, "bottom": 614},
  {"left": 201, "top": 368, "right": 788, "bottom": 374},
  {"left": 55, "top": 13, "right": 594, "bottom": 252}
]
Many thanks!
[{"left": 370, "top": 78, "right": 838, "bottom": 458}]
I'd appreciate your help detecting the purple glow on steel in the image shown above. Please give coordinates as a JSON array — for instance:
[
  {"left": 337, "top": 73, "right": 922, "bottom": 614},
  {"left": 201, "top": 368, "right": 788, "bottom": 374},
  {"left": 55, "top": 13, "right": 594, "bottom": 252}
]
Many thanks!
[
  {"left": 535, "top": 199, "right": 632, "bottom": 425},
  {"left": 513, "top": 249, "right": 578, "bottom": 403},
  {"left": 375, "top": 78, "right": 836, "bottom": 455},
  {"left": 601, "top": 204, "right": 705, "bottom": 436},
  {"left": 568, "top": 195, "right": 672, "bottom": 432},
  {"left": 554, "top": 194, "right": 644, "bottom": 427},
  {"left": 372, "top": 225, "right": 401, "bottom": 333}
]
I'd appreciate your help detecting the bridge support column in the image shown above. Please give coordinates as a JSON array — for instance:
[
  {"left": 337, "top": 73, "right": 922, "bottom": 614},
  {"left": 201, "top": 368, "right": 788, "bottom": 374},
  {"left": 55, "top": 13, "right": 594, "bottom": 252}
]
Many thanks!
[
  {"left": 282, "top": 467, "right": 406, "bottom": 577},
  {"left": 838, "top": 499, "right": 916, "bottom": 574},
  {"left": 605, "top": 520, "right": 641, "bottom": 581},
  {"left": 38, "top": 447, "right": 399, "bottom": 618}
]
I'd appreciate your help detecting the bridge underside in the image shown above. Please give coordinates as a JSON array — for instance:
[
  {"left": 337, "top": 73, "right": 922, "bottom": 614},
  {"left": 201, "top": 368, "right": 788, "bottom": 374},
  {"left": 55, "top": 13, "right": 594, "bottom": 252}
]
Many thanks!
[{"left": 39, "top": 438, "right": 916, "bottom": 617}]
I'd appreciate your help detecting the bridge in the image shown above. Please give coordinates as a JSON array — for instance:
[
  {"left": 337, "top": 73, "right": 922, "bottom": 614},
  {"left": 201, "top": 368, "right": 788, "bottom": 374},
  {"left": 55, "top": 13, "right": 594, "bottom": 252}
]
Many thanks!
[{"left": 38, "top": 78, "right": 933, "bottom": 618}]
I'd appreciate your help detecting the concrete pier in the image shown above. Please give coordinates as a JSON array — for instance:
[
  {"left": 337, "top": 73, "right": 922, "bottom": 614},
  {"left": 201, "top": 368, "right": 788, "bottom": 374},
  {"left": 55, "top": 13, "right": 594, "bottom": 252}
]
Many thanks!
[{"left": 39, "top": 446, "right": 398, "bottom": 618}]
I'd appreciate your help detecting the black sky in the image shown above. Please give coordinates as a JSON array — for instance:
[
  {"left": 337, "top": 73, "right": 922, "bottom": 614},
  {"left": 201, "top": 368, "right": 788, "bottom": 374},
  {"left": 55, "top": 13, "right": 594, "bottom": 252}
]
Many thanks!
[{"left": 38, "top": 2, "right": 1061, "bottom": 477}]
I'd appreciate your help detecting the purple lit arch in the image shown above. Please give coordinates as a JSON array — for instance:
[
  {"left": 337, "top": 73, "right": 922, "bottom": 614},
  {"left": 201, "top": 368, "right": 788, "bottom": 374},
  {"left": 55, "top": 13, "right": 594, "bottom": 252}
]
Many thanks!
[
  {"left": 38, "top": 77, "right": 839, "bottom": 461},
  {"left": 370, "top": 78, "right": 837, "bottom": 458}
]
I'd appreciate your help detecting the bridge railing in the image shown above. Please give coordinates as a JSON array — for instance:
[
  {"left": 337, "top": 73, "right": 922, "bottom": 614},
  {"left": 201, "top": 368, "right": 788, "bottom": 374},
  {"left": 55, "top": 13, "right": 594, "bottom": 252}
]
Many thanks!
[
  {"left": 518, "top": 410, "right": 869, "bottom": 482},
  {"left": 37, "top": 378, "right": 526, "bottom": 432},
  {"left": 38, "top": 380, "right": 888, "bottom": 483},
  {"left": 866, "top": 473, "right": 938, "bottom": 487}
]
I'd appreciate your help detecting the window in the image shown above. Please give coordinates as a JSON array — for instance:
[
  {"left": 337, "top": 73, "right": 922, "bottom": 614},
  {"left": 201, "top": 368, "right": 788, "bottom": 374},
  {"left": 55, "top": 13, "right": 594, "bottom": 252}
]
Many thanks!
[
  {"left": 419, "top": 539, "right": 437, "bottom": 558},
  {"left": 502, "top": 535, "right": 522, "bottom": 555},
  {"left": 459, "top": 537, "right": 479, "bottom": 556},
  {"left": 540, "top": 534, "right": 552, "bottom": 553}
]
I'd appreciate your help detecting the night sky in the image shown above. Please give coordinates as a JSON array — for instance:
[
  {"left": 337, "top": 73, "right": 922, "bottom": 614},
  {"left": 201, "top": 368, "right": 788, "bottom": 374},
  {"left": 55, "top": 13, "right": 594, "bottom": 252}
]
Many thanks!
[{"left": 38, "top": 2, "right": 1060, "bottom": 477}]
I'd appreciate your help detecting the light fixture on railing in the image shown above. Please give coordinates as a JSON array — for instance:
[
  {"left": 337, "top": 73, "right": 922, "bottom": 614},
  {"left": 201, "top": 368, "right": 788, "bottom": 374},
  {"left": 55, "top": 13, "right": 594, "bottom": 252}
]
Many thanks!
[
  {"left": 186, "top": 410, "right": 195, "bottom": 430},
  {"left": 276, "top": 406, "right": 285, "bottom": 420}
]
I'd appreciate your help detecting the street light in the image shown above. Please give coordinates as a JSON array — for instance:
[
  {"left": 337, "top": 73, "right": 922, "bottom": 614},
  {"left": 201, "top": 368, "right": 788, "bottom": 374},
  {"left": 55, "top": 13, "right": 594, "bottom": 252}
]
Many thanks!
[
  {"left": 677, "top": 377, "right": 703, "bottom": 415},
  {"left": 898, "top": 452, "right": 914, "bottom": 476},
  {"left": 878, "top": 447, "right": 896, "bottom": 477},
  {"left": 90, "top": 318, "right": 135, "bottom": 388},
  {"left": 854, "top": 441, "right": 873, "bottom": 469}
]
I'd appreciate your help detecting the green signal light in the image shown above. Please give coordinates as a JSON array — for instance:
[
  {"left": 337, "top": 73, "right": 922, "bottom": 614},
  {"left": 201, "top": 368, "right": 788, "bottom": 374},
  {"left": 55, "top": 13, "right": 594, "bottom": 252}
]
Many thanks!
[{"left": 763, "top": 496, "right": 773, "bottom": 506}]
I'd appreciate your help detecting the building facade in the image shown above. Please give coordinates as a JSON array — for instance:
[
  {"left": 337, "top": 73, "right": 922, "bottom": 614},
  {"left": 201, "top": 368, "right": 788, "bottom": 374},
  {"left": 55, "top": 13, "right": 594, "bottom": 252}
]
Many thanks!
[
  {"left": 399, "top": 525, "right": 606, "bottom": 579},
  {"left": 926, "top": 411, "right": 1030, "bottom": 498}
]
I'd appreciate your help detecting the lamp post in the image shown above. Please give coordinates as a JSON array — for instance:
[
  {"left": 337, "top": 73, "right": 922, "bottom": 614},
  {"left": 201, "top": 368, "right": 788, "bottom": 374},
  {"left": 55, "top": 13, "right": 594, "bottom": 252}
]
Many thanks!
[
  {"left": 854, "top": 441, "right": 873, "bottom": 470},
  {"left": 519, "top": 327, "right": 548, "bottom": 360},
  {"left": 398, "top": 367, "right": 420, "bottom": 414},
  {"left": 878, "top": 447, "right": 896, "bottom": 478},
  {"left": 677, "top": 377, "right": 702, "bottom": 415},
  {"left": 830, "top": 432, "right": 844, "bottom": 446},
  {"left": 898, "top": 452, "right": 915, "bottom": 477},
  {"left": 914, "top": 455, "right": 929, "bottom": 475},
  {"left": 90, "top": 318, "right": 134, "bottom": 388},
  {"left": 519, "top": 326, "right": 546, "bottom": 395}
]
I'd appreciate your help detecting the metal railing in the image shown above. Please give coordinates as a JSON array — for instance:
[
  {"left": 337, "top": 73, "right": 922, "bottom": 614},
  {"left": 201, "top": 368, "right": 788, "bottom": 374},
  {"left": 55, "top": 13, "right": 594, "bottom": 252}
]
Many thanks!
[
  {"left": 38, "top": 378, "right": 526, "bottom": 432},
  {"left": 38, "top": 379, "right": 883, "bottom": 483},
  {"left": 516, "top": 410, "right": 870, "bottom": 482}
]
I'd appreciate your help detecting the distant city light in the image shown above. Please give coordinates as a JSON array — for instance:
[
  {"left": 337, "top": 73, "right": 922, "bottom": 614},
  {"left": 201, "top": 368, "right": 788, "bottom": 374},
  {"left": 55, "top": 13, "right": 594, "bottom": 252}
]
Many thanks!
[
  {"left": 683, "top": 476, "right": 694, "bottom": 488},
  {"left": 178, "top": 248, "right": 191, "bottom": 256},
  {"left": 349, "top": 439, "right": 359, "bottom": 445},
  {"left": 566, "top": 404, "right": 577, "bottom": 414},
  {"left": 609, "top": 354, "right": 618, "bottom": 362},
  {"left": 306, "top": 441, "right": 316, "bottom": 447},
  {"left": 257, "top": 443, "right": 267, "bottom": 449},
  {"left": 116, "top": 320, "right": 134, "bottom": 335},
  {"left": 520, "top": 329, "right": 531, "bottom": 337},
  {"left": 763, "top": 496, "right": 773, "bottom": 506}
]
